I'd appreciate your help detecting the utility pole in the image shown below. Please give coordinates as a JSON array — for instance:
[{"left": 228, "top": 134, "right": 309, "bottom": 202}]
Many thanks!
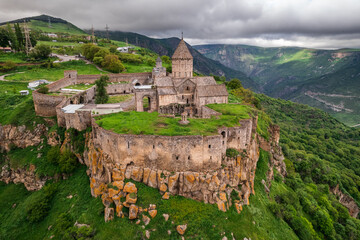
[
  {"left": 105, "top": 24, "right": 109, "bottom": 40},
  {"left": 48, "top": 16, "right": 52, "bottom": 28},
  {"left": 125, "top": 37, "right": 128, "bottom": 46},
  {"left": 91, "top": 25, "right": 95, "bottom": 44},
  {"left": 136, "top": 36, "right": 138, "bottom": 46},
  {"left": 23, "top": 20, "right": 32, "bottom": 56}
]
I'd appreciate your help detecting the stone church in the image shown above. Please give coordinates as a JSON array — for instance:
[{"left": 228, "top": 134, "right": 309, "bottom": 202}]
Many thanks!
[{"left": 135, "top": 38, "right": 228, "bottom": 116}]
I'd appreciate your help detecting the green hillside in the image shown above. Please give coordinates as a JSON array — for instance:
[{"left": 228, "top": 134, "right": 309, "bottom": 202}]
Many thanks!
[
  {"left": 194, "top": 44, "right": 360, "bottom": 126},
  {"left": 0, "top": 14, "right": 86, "bottom": 35}
]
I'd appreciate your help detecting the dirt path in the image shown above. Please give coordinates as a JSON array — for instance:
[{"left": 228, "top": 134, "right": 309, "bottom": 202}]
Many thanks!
[
  {"left": 352, "top": 124, "right": 360, "bottom": 128},
  {"left": 0, "top": 72, "right": 25, "bottom": 81}
]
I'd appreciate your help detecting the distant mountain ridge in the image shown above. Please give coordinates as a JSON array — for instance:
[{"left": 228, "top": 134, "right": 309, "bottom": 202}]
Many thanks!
[{"left": 194, "top": 44, "right": 360, "bottom": 126}]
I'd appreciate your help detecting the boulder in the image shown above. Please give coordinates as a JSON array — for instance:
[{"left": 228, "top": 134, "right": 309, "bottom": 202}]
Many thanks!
[
  {"left": 104, "top": 207, "right": 114, "bottom": 222},
  {"left": 129, "top": 204, "right": 138, "bottom": 219},
  {"left": 176, "top": 224, "right": 187, "bottom": 235},
  {"left": 148, "top": 170, "right": 158, "bottom": 188},
  {"left": 149, "top": 209, "right": 157, "bottom": 218},
  {"left": 112, "top": 181, "right": 124, "bottom": 190},
  {"left": 162, "top": 192, "right": 170, "bottom": 200},
  {"left": 142, "top": 215, "right": 151, "bottom": 225},
  {"left": 126, "top": 192, "right": 137, "bottom": 204},
  {"left": 163, "top": 214, "right": 169, "bottom": 222},
  {"left": 123, "top": 182, "right": 137, "bottom": 193}
]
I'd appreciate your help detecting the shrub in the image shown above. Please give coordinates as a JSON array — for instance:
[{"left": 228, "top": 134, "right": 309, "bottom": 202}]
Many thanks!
[
  {"left": 1, "top": 60, "right": 16, "bottom": 72},
  {"left": 37, "top": 86, "right": 49, "bottom": 94},
  {"left": 47, "top": 146, "right": 60, "bottom": 164},
  {"left": 93, "top": 56, "right": 103, "bottom": 66},
  {"left": 30, "top": 44, "right": 51, "bottom": 60},
  {"left": 58, "top": 149, "right": 77, "bottom": 173},
  {"left": 26, "top": 183, "right": 57, "bottom": 222},
  {"left": 102, "top": 54, "right": 124, "bottom": 73},
  {"left": 53, "top": 212, "right": 73, "bottom": 236},
  {"left": 227, "top": 78, "right": 242, "bottom": 90},
  {"left": 226, "top": 148, "right": 239, "bottom": 158}
]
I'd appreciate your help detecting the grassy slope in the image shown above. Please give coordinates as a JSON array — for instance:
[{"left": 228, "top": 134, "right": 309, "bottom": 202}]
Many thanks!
[
  {"left": 0, "top": 151, "right": 298, "bottom": 240},
  {"left": 5, "top": 60, "right": 104, "bottom": 81},
  {"left": 29, "top": 20, "right": 86, "bottom": 35}
]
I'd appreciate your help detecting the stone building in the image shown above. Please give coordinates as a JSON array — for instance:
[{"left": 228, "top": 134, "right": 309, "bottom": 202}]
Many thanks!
[{"left": 135, "top": 38, "right": 228, "bottom": 115}]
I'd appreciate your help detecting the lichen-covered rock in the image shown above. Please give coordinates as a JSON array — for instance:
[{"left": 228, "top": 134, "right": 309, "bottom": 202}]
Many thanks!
[
  {"left": 217, "top": 200, "right": 226, "bottom": 212},
  {"left": 163, "top": 214, "right": 169, "bottom": 222},
  {"left": 148, "top": 170, "right": 158, "bottom": 188},
  {"left": 162, "top": 192, "right": 170, "bottom": 200},
  {"left": 126, "top": 192, "right": 137, "bottom": 204},
  {"left": 116, "top": 204, "right": 123, "bottom": 217},
  {"left": 176, "top": 224, "right": 187, "bottom": 235},
  {"left": 123, "top": 182, "right": 137, "bottom": 193},
  {"left": 142, "top": 215, "right": 151, "bottom": 225},
  {"left": 149, "top": 209, "right": 157, "bottom": 218},
  {"left": 129, "top": 204, "right": 138, "bottom": 219},
  {"left": 104, "top": 207, "right": 114, "bottom": 222},
  {"left": 112, "top": 181, "right": 124, "bottom": 190}
]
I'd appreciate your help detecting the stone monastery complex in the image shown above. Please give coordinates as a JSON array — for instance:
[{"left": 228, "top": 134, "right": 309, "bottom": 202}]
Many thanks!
[{"left": 32, "top": 39, "right": 285, "bottom": 214}]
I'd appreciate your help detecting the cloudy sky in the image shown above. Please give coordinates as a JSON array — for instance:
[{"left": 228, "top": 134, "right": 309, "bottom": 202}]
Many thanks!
[{"left": 1, "top": 0, "right": 360, "bottom": 49}]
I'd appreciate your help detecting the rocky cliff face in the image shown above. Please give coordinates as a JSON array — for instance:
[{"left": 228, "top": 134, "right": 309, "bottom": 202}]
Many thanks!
[
  {"left": 0, "top": 124, "right": 59, "bottom": 190},
  {"left": 0, "top": 124, "right": 48, "bottom": 151},
  {"left": 332, "top": 185, "right": 359, "bottom": 218},
  {"left": 0, "top": 163, "right": 50, "bottom": 191}
]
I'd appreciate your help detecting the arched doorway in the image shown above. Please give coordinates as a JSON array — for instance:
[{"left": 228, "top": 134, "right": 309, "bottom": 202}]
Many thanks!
[
  {"left": 135, "top": 83, "right": 141, "bottom": 86},
  {"left": 143, "top": 96, "right": 151, "bottom": 112}
]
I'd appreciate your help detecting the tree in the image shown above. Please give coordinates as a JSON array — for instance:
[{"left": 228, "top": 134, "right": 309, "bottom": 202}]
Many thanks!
[
  {"left": 101, "top": 54, "right": 124, "bottom": 73},
  {"left": 1, "top": 61, "right": 16, "bottom": 72},
  {"left": 14, "top": 23, "right": 24, "bottom": 51},
  {"left": 0, "top": 28, "right": 10, "bottom": 47},
  {"left": 227, "top": 78, "right": 243, "bottom": 89},
  {"left": 30, "top": 44, "right": 51, "bottom": 60},
  {"left": 95, "top": 75, "right": 109, "bottom": 104},
  {"left": 58, "top": 149, "right": 77, "bottom": 173},
  {"left": 6, "top": 23, "right": 18, "bottom": 51}
]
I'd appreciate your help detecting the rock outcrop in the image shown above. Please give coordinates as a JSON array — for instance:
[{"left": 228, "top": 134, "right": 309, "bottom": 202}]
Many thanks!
[
  {"left": 0, "top": 124, "right": 48, "bottom": 151},
  {"left": 332, "top": 185, "right": 359, "bottom": 218},
  {"left": 0, "top": 164, "right": 50, "bottom": 191}
]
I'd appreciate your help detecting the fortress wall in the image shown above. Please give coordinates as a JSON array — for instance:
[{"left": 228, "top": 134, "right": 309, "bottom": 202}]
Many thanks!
[
  {"left": 47, "top": 77, "right": 74, "bottom": 92},
  {"left": 33, "top": 91, "right": 66, "bottom": 117},
  {"left": 92, "top": 120, "right": 224, "bottom": 172},
  {"left": 106, "top": 83, "right": 133, "bottom": 95},
  {"left": 56, "top": 98, "right": 70, "bottom": 127},
  {"left": 226, "top": 119, "right": 254, "bottom": 150},
  {"left": 76, "top": 72, "right": 151, "bottom": 84},
  {"left": 64, "top": 110, "right": 92, "bottom": 131}
]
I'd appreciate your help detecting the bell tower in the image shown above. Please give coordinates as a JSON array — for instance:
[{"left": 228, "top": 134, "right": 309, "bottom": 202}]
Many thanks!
[{"left": 172, "top": 35, "right": 193, "bottom": 78}]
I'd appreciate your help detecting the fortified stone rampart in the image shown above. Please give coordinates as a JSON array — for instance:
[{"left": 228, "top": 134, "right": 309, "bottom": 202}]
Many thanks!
[
  {"left": 84, "top": 116, "right": 266, "bottom": 212},
  {"left": 106, "top": 83, "right": 133, "bottom": 95},
  {"left": 91, "top": 119, "right": 225, "bottom": 172},
  {"left": 33, "top": 91, "right": 65, "bottom": 117}
]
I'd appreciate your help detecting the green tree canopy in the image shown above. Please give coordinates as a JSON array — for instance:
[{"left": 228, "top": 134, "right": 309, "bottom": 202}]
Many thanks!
[{"left": 95, "top": 75, "right": 109, "bottom": 104}]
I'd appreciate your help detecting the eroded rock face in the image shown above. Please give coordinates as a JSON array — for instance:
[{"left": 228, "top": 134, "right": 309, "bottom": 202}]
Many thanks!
[
  {"left": 0, "top": 164, "right": 50, "bottom": 191},
  {"left": 332, "top": 185, "right": 359, "bottom": 218},
  {"left": 0, "top": 124, "right": 48, "bottom": 151}
]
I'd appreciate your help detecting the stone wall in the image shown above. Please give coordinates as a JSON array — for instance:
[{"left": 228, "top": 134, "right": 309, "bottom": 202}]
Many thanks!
[
  {"left": 201, "top": 106, "right": 222, "bottom": 119},
  {"left": 64, "top": 110, "right": 92, "bottom": 131},
  {"left": 47, "top": 77, "right": 73, "bottom": 92},
  {"left": 92, "top": 120, "right": 225, "bottom": 172},
  {"left": 33, "top": 91, "right": 65, "bottom": 117},
  {"left": 106, "top": 83, "right": 133, "bottom": 95}
]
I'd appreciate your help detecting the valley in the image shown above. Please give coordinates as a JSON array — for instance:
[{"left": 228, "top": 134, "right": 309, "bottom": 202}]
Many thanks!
[{"left": 194, "top": 44, "right": 360, "bottom": 127}]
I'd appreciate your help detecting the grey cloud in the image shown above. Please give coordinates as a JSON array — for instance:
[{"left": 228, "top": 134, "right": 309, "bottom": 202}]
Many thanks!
[{"left": 1, "top": 0, "right": 360, "bottom": 48}]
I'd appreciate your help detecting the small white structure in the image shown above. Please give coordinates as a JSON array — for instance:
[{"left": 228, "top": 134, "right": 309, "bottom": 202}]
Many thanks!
[
  {"left": 117, "top": 46, "right": 134, "bottom": 53},
  {"left": 19, "top": 90, "right": 29, "bottom": 95},
  {"left": 28, "top": 80, "right": 51, "bottom": 90}
]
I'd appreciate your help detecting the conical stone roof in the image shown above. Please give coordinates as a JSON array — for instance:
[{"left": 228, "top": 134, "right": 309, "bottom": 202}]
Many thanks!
[{"left": 172, "top": 39, "right": 193, "bottom": 60}]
